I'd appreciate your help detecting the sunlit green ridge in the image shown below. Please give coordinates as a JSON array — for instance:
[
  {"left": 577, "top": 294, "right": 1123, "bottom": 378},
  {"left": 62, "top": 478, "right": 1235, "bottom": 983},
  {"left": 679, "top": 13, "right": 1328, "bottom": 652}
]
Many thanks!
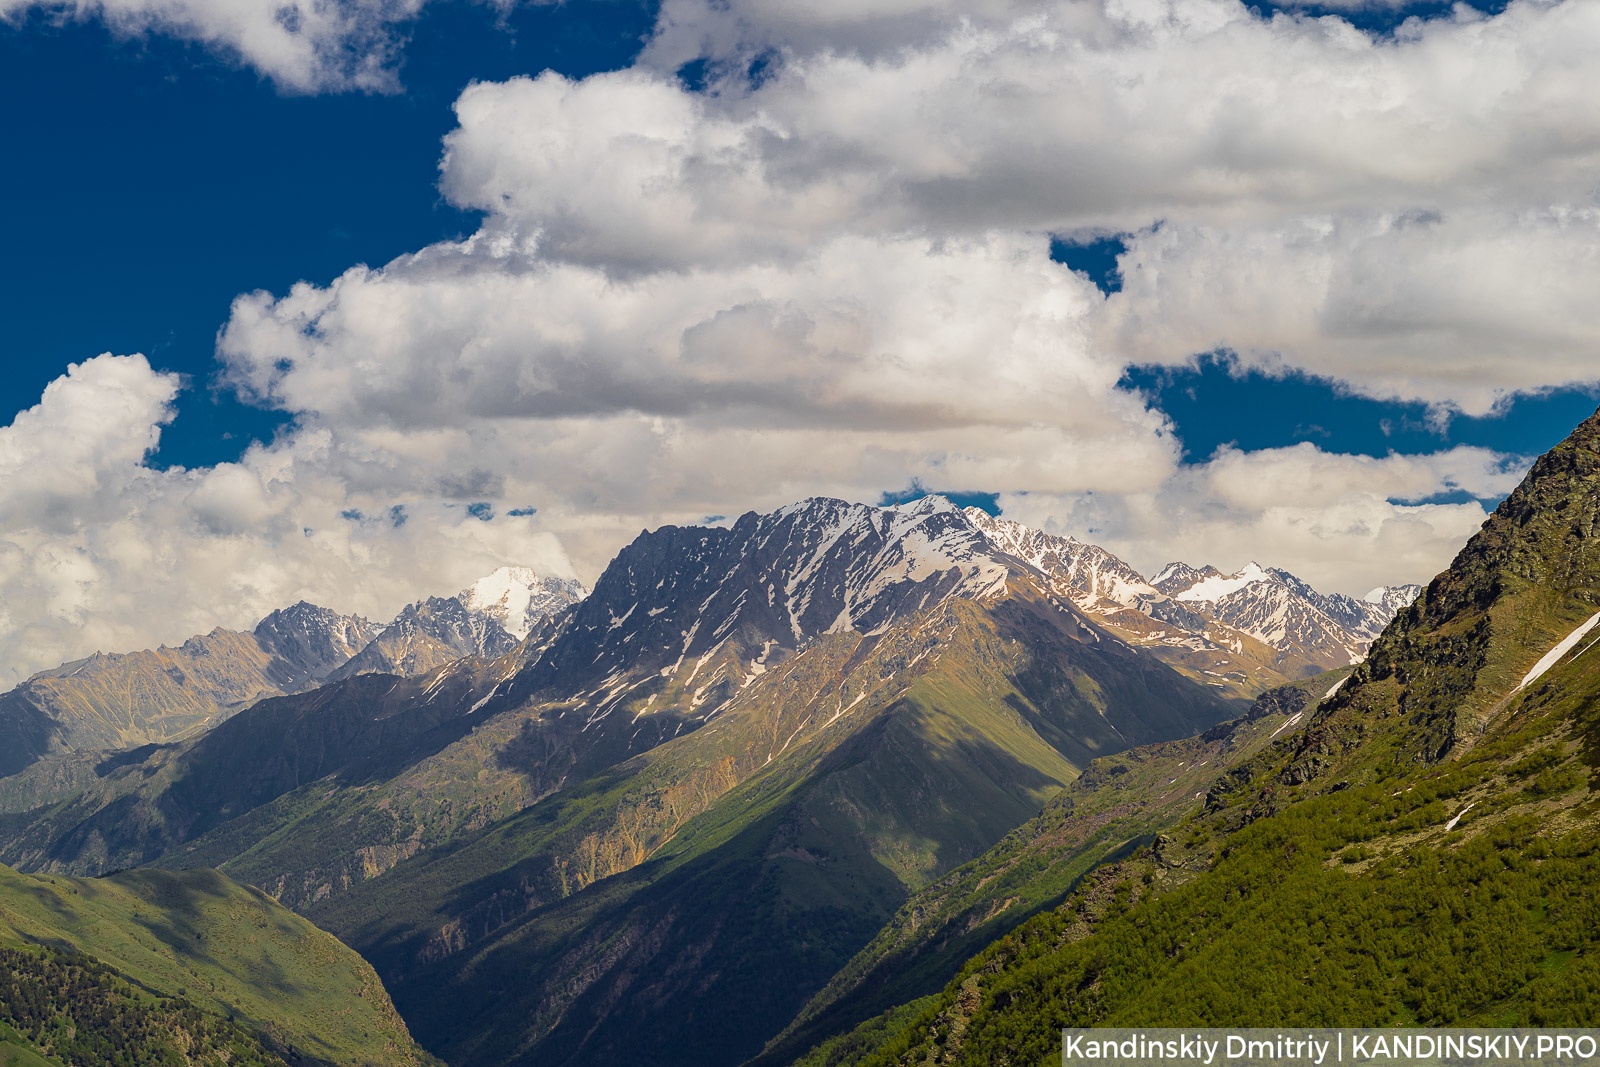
[{"left": 0, "top": 864, "right": 432, "bottom": 1066}]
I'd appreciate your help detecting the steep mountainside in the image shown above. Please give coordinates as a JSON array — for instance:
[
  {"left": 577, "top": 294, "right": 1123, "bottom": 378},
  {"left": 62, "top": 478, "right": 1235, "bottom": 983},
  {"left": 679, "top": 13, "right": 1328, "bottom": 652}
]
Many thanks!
[
  {"left": 0, "top": 863, "right": 431, "bottom": 1066},
  {"left": 0, "top": 602, "right": 380, "bottom": 778},
  {"left": 800, "top": 406, "right": 1600, "bottom": 1065},
  {"left": 759, "top": 677, "right": 1339, "bottom": 1067},
  {"left": 510, "top": 496, "right": 1008, "bottom": 698}
]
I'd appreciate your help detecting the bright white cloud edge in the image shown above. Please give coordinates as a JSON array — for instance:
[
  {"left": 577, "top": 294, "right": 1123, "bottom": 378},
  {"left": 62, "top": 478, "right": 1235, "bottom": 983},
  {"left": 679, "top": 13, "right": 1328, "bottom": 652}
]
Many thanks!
[
  {"left": 0, "top": 348, "right": 1523, "bottom": 687},
  {"left": 6, "top": 0, "right": 1599, "bottom": 683},
  {"left": 0, "top": 0, "right": 510, "bottom": 92}
]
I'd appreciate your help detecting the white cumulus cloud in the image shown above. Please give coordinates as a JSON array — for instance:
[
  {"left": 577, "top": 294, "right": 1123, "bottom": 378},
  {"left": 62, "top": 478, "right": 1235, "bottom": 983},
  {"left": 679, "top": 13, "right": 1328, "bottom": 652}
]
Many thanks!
[
  {"left": 437, "top": 0, "right": 1600, "bottom": 408},
  {"left": 1097, "top": 209, "right": 1600, "bottom": 414},
  {"left": 0, "top": 0, "right": 478, "bottom": 91},
  {"left": 215, "top": 230, "right": 1181, "bottom": 573},
  {"left": 0, "top": 354, "right": 578, "bottom": 686},
  {"left": 7, "top": 0, "right": 1600, "bottom": 680}
]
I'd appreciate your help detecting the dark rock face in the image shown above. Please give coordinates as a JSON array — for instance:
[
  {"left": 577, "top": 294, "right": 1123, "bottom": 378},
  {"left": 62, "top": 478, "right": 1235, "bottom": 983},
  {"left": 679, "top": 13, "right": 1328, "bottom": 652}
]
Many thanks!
[
  {"left": 1246, "top": 684, "right": 1311, "bottom": 721},
  {"left": 1322, "top": 407, "right": 1600, "bottom": 767},
  {"left": 519, "top": 495, "right": 1008, "bottom": 695},
  {"left": 253, "top": 602, "right": 384, "bottom": 691},
  {"left": 327, "top": 597, "right": 519, "bottom": 682}
]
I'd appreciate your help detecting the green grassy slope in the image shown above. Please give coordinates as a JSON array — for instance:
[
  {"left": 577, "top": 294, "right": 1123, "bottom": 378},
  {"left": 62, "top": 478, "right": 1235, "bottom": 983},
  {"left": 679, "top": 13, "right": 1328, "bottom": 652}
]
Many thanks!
[
  {"left": 794, "top": 406, "right": 1600, "bottom": 1066},
  {"left": 0, "top": 864, "right": 431, "bottom": 1066},
  {"left": 0, "top": 1032, "right": 57, "bottom": 1067}
]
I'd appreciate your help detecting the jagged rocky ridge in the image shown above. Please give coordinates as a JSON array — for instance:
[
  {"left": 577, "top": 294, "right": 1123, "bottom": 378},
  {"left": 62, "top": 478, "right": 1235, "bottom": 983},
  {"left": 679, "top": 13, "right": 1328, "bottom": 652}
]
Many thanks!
[
  {"left": 0, "top": 602, "right": 382, "bottom": 778},
  {"left": 500, "top": 499, "right": 1412, "bottom": 725},
  {"left": 0, "top": 567, "right": 585, "bottom": 785},
  {"left": 0, "top": 501, "right": 1401, "bottom": 790},
  {"left": 970, "top": 510, "right": 1416, "bottom": 686}
]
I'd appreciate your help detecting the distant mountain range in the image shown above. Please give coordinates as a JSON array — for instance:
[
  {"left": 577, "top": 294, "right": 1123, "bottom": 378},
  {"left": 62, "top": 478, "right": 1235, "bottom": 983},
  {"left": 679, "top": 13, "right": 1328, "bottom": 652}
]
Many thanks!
[
  {"left": 7, "top": 407, "right": 1600, "bottom": 1067},
  {"left": 969, "top": 510, "right": 1418, "bottom": 688},
  {"left": 0, "top": 566, "right": 587, "bottom": 783},
  {"left": 0, "top": 496, "right": 1420, "bottom": 1067},
  {"left": 0, "top": 510, "right": 1408, "bottom": 792},
  {"left": 1150, "top": 557, "right": 1418, "bottom": 672}
]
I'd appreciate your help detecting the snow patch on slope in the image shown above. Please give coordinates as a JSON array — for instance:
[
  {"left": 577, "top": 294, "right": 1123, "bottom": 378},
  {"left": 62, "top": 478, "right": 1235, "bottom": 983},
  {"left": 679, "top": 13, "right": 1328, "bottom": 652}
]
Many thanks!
[
  {"left": 1513, "top": 610, "right": 1600, "bottom": 694},
  {"left": 1175, "top": 563, "right": 1272, "bottom": 603}
]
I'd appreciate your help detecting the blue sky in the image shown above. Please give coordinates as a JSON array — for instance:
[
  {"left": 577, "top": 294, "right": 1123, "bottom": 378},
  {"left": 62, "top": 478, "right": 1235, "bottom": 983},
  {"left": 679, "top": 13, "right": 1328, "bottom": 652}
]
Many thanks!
[
  {"left": 1051, "top": 235, "right": 1599, "bottom": 489},
  {"left": 4, "top": 0, "right": 1576, "bottom": 477},
  {"left": 0, "top": 0, "right": 1597, "bottom": 680},
  {"left": 1, "top": 0, "right": 654, "bottom": 468},
  {"left": 1119, "top": 358, "right": 1599, "bottom": 486}
]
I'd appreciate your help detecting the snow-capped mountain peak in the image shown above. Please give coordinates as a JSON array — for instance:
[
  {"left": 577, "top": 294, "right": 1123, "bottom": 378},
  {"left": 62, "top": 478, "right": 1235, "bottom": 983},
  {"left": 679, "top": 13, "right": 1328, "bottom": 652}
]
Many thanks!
[
  {"left": 964, "top": 510, "right": 1159, "bottom": 613},
  {"left": 963, "top": 514, "right": 1417, "bottom": 681},
  {"left": 1173, "top": 562, "right": 1272, "bottom": 603},
  {"left": 458, "top": 566, "right": 588, "bottom": 641},
  {"left": 518, "top": 497, "right": 1014, "bottom": 718},
  {"left": 1150, "top": 562, "right": 1221, "bottom": 595},
  {"left": 1364, "top": 583, "right": 1424, "bottom": 617}
]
